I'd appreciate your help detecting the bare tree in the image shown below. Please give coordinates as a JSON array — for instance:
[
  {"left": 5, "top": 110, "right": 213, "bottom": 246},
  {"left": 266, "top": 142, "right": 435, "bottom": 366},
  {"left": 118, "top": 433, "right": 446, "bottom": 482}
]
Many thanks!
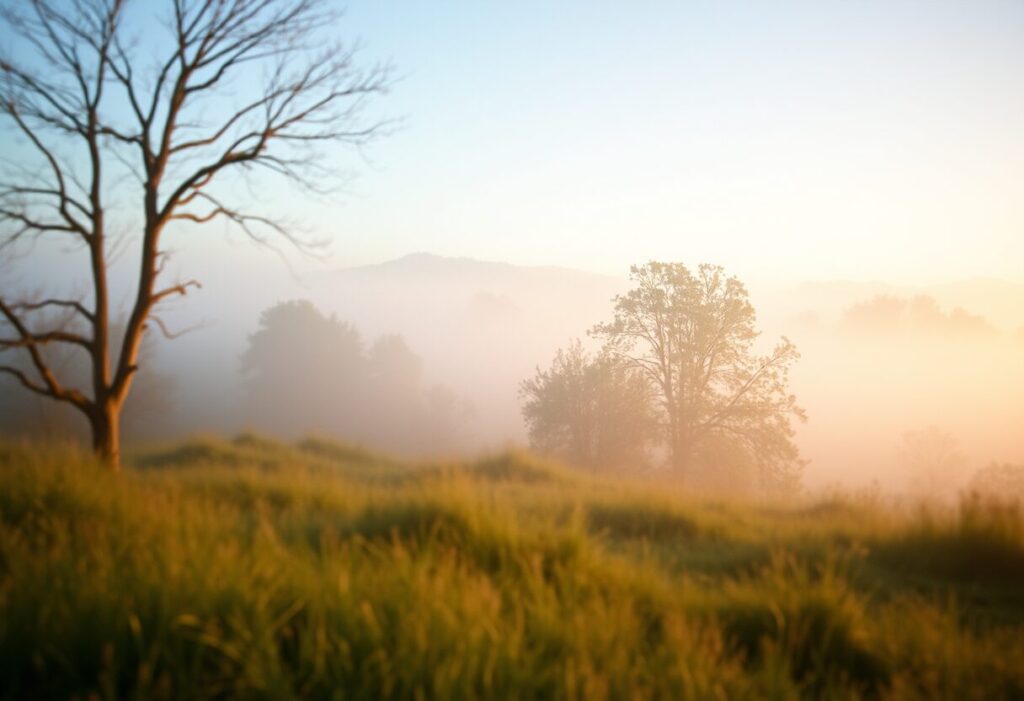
[{"left": 0, "top": 0, "right": 389, "bottom": 468}]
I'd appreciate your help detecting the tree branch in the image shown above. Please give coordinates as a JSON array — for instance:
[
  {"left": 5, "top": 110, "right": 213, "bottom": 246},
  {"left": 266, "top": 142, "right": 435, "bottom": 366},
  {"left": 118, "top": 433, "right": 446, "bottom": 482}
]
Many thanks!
[
  {"left": 0, "top": 298, "right": 91, "bottom": 410},
  {"left": 151, "top": 279, "right": 201, "bottom": 304},
  {"left": 7, "top": 298, "right": 94, "bottom": 322}
]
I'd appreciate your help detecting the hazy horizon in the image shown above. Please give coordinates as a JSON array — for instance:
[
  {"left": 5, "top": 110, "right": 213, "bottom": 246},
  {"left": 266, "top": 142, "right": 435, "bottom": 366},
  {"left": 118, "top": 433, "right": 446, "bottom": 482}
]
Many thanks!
[
  {"left": 5, "top": 249, "right": 1023, "bottom": 495},
  {"left": 333, "top": 250, "right": 1024, "bottom": 292},
  {"left": 3, "top": 0, "right": 1023, "bottom": 496}
]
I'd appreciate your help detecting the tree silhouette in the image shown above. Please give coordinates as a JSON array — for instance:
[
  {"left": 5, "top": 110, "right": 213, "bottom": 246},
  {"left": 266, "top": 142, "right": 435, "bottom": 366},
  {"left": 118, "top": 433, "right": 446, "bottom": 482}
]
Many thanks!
[
  {"left": 592, "top": 262, "right": 805, "bottom": 490},
  {"left": 0, "top": 0, "right": 389, "bottom": 468},
  {"left": 520, "top": 339, "right": 656, "bottom": 472},
  {"left": 241, "top": 300, "right": 471, "bottom": 454},
  {"left": 842, "top": 295, "right": 993, "bottom": 336},
  {"left": 241, "top": 300, "right": 367, "bottom": 437}
]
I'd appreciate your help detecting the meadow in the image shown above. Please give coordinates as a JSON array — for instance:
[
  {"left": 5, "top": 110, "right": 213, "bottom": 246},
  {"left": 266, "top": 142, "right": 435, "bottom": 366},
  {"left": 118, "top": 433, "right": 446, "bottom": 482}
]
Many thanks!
[{"left": 1, "top": 436, "right": 1022, "bottom": 700}]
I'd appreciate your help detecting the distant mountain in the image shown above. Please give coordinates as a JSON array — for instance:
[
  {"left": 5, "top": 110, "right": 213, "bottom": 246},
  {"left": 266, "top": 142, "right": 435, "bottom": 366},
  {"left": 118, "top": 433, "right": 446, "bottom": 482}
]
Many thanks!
[
  {"left": 313, "top": 252, "right": 625, "bottom": 343},
  {"left": 302, "top": 254, "right": 628, "bottom": 447},
  {"left": 339, "top": 251, "right": 597, "bottom": 280},
  {"left": 329, "top": 252, "right": 621, "bottom": 297}
]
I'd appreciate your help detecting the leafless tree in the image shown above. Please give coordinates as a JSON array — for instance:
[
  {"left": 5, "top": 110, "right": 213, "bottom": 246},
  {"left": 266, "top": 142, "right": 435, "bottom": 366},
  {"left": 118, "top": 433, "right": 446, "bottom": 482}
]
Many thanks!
[{"left": 0, "top": 0, "right": 390, "bottom": 468}]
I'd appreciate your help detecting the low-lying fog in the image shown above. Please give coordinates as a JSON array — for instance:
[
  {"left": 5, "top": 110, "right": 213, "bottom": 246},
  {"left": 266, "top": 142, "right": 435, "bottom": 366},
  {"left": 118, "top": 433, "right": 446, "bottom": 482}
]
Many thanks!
[{"left": 3, "top": 250, "right": 1022, "bottom": 494}]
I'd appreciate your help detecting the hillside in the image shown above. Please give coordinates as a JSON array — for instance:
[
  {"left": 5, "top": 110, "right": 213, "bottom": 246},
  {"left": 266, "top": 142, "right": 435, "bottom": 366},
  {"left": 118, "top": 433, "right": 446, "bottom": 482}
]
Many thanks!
[{"left": 2, "top": 438, "right": 1023, "bottom": 699}]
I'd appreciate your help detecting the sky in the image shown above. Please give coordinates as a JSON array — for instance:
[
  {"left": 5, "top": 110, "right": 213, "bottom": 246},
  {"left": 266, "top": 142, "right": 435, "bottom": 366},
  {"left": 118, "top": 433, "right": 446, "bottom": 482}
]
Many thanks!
[
  {"left": 3, "top": 0, "right": 1023, "bottom": 293},
  {"left": 270, "top": 0, "right": 1024, "bottom": 285}
]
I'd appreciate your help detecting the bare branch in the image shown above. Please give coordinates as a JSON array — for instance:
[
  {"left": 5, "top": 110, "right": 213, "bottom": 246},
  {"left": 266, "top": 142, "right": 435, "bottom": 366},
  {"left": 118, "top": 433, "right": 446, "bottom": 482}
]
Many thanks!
[
  {"left": 146, "top": 313, "right": 206, "bottom": 340},
  {"left": 0, "top": 298, "right": 90, "bottom": 409},
  {"left": 8, "top": 297, "right": 94, "bottom": 322},
  {"left": 169, "top": 190, "right": 320, "bottom": 252},
  {"left": 151, "top": 279, "right": 201, "bottom": 305},
  {"left": 0, "top": 364, "right": 50, "bottom": 395},
  {"left": 0, "top": 106, "right": 91, "bottom": 241},
  {"left": 2, "top": 0, "right": 391, "bottom": 466}
]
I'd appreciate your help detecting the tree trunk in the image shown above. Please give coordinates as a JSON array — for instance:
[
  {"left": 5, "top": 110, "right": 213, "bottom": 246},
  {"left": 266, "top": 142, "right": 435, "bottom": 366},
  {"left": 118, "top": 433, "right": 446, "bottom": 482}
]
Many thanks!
[{"left": 90, "top": 403, "right": 121, "bottom": 471}]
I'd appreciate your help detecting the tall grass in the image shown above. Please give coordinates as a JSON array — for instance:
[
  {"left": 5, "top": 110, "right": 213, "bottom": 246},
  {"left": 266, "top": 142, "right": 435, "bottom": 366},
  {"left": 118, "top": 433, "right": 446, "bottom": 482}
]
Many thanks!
[{"left": 1, "top": 438, "right": 1022, "bottom": 699}]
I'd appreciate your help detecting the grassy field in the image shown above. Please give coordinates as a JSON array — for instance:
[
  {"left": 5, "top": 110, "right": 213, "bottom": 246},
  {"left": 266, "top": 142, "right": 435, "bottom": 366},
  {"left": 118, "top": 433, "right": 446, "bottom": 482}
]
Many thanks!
[{"left": 1, "top": 436, "right": 1023, "bottom": 700}]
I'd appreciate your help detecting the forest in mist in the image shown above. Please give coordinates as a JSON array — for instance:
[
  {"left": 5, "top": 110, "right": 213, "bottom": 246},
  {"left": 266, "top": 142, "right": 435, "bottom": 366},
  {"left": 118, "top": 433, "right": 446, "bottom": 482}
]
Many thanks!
[{"left": 3, "top": 252, "right": 1022, "bottom": 498}]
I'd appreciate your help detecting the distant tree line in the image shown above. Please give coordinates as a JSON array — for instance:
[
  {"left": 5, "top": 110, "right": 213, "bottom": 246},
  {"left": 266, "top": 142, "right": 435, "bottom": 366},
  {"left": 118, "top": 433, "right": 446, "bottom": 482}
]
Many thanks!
[
  {"left": 842, "top": 295, "right": 994, "bottom": 336},
  {"left": 520, "top": 262, "right": 805, "bottom": 494},
  {"left": 240, "top": 300, "right": 473, "bottom": 454},
  {"left": 0, "top": 300, "right": 474, "bottom": 456}
]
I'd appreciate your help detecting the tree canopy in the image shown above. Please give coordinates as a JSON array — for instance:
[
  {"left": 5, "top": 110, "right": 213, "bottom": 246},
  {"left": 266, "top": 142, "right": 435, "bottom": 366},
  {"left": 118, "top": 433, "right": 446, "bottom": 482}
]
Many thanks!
[
  {"left": 519, "top": 340, "right": 656, "bottom": 472},
  {"left": 591, "top": 262, "right": 805, "bottom": 490},
  {"left": 241, "top": 300, "right": 472, "bottom": 454},
  {"left": 523, "top": 262, "right": 805, "bottom": 492}
]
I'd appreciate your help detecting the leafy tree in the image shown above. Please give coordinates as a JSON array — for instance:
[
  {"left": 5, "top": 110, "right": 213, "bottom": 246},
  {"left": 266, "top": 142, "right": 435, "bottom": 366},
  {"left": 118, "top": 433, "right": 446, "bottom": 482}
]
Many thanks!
[
  {"left": 363, "top": 333, "right": 431, "bottom": 446},
  {"left": 241, "top": 300, "right": 470, "bottom": 454},
  {"left": 368, "top": 335, "right": 423, "bottom": 397},
  {"left": 241, "top": 300, "right": 366, "bottom": 437},
  {"left": 591, "top": 262, "right": 805, "bottom": 490},
  {"left": 520, "top": 339, "right": 655, "bottom": 472},
  {"left": 0, "top": 0, "right": 389, "bottom": 468}
]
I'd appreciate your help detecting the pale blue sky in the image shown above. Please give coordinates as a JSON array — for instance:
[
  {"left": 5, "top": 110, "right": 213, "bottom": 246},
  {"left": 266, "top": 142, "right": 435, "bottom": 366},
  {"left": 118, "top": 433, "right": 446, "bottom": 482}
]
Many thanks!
[
  {"left": 291, "top": 0, "right": 1024, "bottom": 283},
  {"left": 4, "top": 1, "right": 1023, "bottom": 289}
]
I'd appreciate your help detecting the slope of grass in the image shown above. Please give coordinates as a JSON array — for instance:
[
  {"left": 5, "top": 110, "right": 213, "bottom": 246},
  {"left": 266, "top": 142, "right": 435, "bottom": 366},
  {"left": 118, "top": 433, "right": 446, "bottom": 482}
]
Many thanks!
[{"left": 1, "top": 438, "right": 1023, "bottom": 699}]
